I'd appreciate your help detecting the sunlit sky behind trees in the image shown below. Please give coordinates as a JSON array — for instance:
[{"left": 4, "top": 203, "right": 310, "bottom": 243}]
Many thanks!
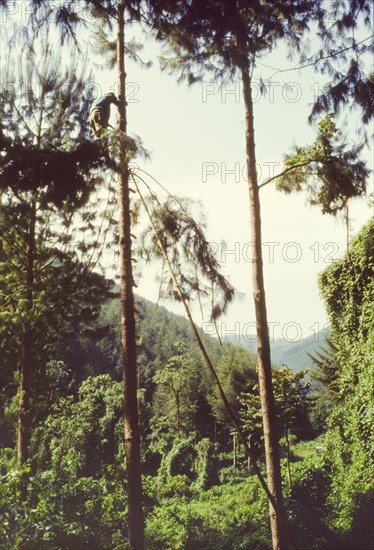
[
  {"left": 3, "top": 7, "right": 373, "bottom": 340},
  {"left": 102, "top": 27, "right": 373, "bottom": 341}
]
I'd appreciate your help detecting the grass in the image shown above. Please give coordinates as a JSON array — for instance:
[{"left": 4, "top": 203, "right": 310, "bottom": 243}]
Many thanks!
[{"left": 292, "top": 436, "right": 325, "bottom": 460}]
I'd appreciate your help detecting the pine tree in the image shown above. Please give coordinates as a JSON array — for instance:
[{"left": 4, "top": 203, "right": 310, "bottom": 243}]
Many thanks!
[
  {"left": 0, "top": 40, "right": 113, "bottom": 466},
  {"left": 145, "top": 2, "right": 322, "bottom": 547},
  {"left": 309, "top": 0, "right": 373, "bottom": 128},
  {"left": 3, "top": 3, "right": 147, "bottom": 545},
  {"left": 270, "top": 114, "right": 370, "bottom": 215},
  {"left": 115, "top": 3, "right": 145, "bottom": 546}
]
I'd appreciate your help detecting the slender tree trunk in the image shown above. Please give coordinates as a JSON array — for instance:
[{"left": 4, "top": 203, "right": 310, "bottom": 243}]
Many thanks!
[
  {"left": 175, "top": 391, "right": 181, "bottom": 435},
  {"left": 17, "top": 199, "right": 36, "bottom": 467},
  {"left": 285, "top": 423, "right": 292, "bottom": 487},
  {"left": 344, "top": 202, "right": 350, "bottom": 255},
  {"left": 116, "top": 3, "right": 144, "bottom": 548},
  {"left": 241, "top": 63, "right": 288, "bottom": 550},
  {"left": 233, "top": 432, "right": 237, "bottom": 472}
]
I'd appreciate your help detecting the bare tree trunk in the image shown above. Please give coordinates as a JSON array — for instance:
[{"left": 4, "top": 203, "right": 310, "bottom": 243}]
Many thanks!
[
  {"left": 233, "top": 432, "right": 237, "bottom": 472},
  {"left": 117, "top": 2, "right": 144, "bottom": 548},
  {"left": 175, "top": 391, "right": 181, "bottom": 436},
  {"left": 285, "top": 423, "right": 292, "bottom": 487},
  {"left": 17, "top": 199, "right": 36, "bottom": 468},
  {"left": 241, "top": 63, "right": 288, "bottom": 550}
]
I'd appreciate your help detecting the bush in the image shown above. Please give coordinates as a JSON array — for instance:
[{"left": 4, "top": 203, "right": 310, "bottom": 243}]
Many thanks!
[
  {"left": 0, "top": 465, "right": 128, "bottom": 549},
  {"left": 145, "top": 476, "right": 270, "bottom": 550}
]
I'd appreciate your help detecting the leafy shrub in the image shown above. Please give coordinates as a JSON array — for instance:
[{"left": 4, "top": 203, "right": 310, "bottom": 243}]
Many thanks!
[
  {"left": 0, "top": 465, "right": 128, "bottom": 549},
  {"left": 145, "top": 477, "right": 270, "bottom": 550}
]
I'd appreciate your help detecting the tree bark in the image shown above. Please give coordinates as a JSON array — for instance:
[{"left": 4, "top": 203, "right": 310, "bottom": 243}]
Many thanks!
[
  {"left": 117, "top": 2, "right": 144, "bottom": 548},
  {"left": 175, "top": 390, "right": 181, "bottom": 436},
  {"left": 285, "top": 423, "right": 292, "bottom": 487},
  {"left": 17, "top": 330, "right": 31, "bottom": 467},
  {"left": 17, "top": 199, "right": 36, "bottom": 468},
  {"left": 241, "top": 63, "right": 288, "bottom": 550}
]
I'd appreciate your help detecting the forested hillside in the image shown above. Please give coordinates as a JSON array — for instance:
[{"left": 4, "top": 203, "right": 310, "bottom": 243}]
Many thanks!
[
  {"left": 0, "top": 291, "right": 310, "bottom": 548},
  {"left": 2, "top": 219, "right": 373, "bottom": 548},
  {"left": 225, "top": 328, "right": 329, "bottom": 373},
  {"left": 270, "top": 330, "right": 329, "bottom": 372}
]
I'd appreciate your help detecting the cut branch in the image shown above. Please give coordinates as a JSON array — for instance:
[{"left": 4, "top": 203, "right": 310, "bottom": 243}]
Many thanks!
[{"left": 132, "top": 172, "right": 288, "bottom": 518}]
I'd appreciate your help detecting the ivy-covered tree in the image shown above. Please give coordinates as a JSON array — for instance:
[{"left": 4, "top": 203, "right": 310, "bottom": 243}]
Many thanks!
[
  {"left": 152, "top": 342, "right": 199, "bottom": 437},
  {"left": 318, "top": 219, "right": 374, "bottom": 547},
  {"left": 0, "top": 375, "right": 127, "bottom": 549}
]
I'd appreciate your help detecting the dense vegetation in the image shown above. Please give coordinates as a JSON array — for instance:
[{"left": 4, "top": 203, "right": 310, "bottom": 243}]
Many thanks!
[
  {"left": 1, "top": 219, "right": 373, "bottom": 548},
  {"left": 1, "top": 1, "right": 373, "bottom": 548}
]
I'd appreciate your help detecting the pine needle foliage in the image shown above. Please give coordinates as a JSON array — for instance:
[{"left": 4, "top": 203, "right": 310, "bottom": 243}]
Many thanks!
[
  {"left": 136, "top": 192, "right": 235, "bottom": 321},
  {"left": 0, "top": 38, "right": 113, "bottom": 209},
  {"left": 308, "top": 0, "right": 373, "bottom": 127},
  {"left": 276, "top": 115, "right": 370, "bottom": 215},
  {"left": 148, "top": 0, "right": 321, "bottom": 81}
]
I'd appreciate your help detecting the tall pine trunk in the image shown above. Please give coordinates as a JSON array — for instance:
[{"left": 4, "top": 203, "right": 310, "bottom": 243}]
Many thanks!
[
  {"left": 116, "top": 2, "right": 144, "bottom": 548},
  {"left": 241, "top": 63, "right": 288, "bottom": 550},
  {"left": 17, "top": 199, "right": 36, "bottom": 467}
]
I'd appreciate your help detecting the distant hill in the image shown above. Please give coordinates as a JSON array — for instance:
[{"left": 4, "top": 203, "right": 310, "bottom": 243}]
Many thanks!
[
  {"left": 270, "top": 329, "right": 330, "bottom": 371},
  {"left": 105, "top": 290, "right": 328, "bottom": 373},
  {"left": 223, "top": 329, "right": 330, "bottom": 372}
]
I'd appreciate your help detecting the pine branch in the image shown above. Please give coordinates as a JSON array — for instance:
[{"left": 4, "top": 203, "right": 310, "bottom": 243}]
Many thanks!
[
  {"left": 258, "top": 160, "right": 318, "bottom": 190},
  {"left": 258, "top": 34, "right": 373, "bottom": 78}
]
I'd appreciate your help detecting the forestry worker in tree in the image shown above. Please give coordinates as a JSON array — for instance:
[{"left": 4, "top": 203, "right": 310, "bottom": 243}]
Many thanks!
[{"left": 89, "top": 92, "right": 120, "bottom": 137}]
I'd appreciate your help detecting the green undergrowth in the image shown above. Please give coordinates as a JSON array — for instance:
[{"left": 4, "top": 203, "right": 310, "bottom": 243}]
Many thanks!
[{"left": 144, "top": 475, "right": 270, "bottom": 550}]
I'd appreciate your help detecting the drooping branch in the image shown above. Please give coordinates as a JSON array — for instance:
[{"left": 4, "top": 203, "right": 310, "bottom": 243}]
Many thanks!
[
  {"left": 261, "top": 115, "right": 369, "bottom": 215},
  {"left": 131, "top": 171, "right": 291, "bottom": 526},
  {"left": 135, "top": 175, "right": 235, "bottom": 322}
]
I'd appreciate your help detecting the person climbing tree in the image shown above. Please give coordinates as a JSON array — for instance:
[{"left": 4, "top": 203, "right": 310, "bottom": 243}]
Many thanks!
[{"left": 89, "top": 92, "right": 120, "bottom": 137}]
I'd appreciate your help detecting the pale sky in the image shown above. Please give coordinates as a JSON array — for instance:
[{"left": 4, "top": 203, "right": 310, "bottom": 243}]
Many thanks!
[
  {"left": 3, "top": 11, "right": 373, "bottom": 342},
  {"left": 106, "top": 32, "right": 373, "bottom": 342}
]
